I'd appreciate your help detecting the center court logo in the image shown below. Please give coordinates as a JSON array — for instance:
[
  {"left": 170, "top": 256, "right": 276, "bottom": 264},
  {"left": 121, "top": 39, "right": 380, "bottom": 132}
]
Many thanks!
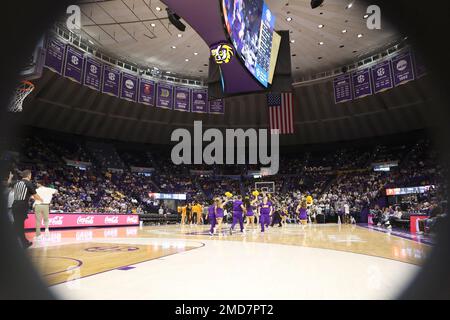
[{"left": 171, "top": 121, "right": 279, "bottom": 175}]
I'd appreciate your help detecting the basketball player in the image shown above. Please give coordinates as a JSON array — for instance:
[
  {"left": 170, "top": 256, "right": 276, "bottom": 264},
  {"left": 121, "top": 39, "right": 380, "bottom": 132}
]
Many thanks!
[
  {"left": 258, "top": 196, "right": 272, "bottom": 232},
  {"left": 230, "top": 195, "right": 245, "bottom": 234},
  {"left": 33, "top": 182, "right": 57, "bottom": 239},
  {"left": 296, "top": 200, "right": 308, "bottom": 226},
  {"left": 12, "top": 170, "right": 42, "bottom": 248}
]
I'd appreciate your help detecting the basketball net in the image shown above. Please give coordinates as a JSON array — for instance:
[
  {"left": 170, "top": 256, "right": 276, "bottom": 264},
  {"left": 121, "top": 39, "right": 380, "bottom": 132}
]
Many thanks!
[{"left": 8, "top": 80, "right": 34, "bottom": 112}]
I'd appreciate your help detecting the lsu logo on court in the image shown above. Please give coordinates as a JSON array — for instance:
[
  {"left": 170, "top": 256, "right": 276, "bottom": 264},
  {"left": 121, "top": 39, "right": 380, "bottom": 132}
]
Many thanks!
[{"left": 211, "top": 43, "right": 234, "bottom": 64}]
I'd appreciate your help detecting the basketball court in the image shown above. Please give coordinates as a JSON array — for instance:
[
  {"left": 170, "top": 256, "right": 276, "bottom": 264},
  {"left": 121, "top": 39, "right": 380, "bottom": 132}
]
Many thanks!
[{"left": 27, "top": 224, "right": 427, "bottom": 299}]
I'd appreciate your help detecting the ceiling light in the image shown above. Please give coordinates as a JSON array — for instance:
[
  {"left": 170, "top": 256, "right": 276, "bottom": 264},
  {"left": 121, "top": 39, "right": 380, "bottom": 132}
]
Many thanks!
[
  {"left": 150, "top": 23, "right": 156, "bottom": 27},
  {"left": 156, "top": 7, "right": 161, "bottom": 11},
  {"left": 363, "top": 14, "right": 369, "bottom": 19},
  {"left": 357, "top": 33, "right": 363, "bottom": 38},
  {"left": 290, "top": 39, "right": 295, "bottom": 43},
  {"left": 346, "top": 3, "right": 353, "bottom": 9},
  {"left": 171, "top": 46, "right": 176, "bottom": 49},
  {"left": 286, "top": 17, "right": 292, "bottom": 22},
  {"left": 88, "top": 39, "right": 94, "bottom": 44},
  {"left": 342, "top": 29, "right": 347, "bottom": 33},
  {"left": 318, "top": 41, "right": 324, "bottom": 45},
  {"left": 318, "top": 24, "right": 324, "bottom": 28},
  {"left": 177, "top": 34, "right": 182, "bottom": 38},
  {"left": 185, "top": 58, "right": 189, "bottom": 62},
  {"left": 194, "top": 52, "right": 199, "bottom": 56}
]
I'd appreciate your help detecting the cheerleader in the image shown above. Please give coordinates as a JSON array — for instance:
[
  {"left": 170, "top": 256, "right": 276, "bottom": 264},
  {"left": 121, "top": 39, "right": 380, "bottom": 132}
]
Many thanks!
[
  {"left": 215, "top": 196, "right": 231, "bottom": 234},
  {"left": 280, "top": 207, "right": 288, "bottom": 226},
  {"left": 206, "top": 200, "right": 217, "bottom": 236},
  {"left": 230, "top": 195, "right": 245, "bottom": 234},
  {"left": 244, "top": 195, "right": 258, "bottom": 230},
  {"left": 258, "top": 196, "right": 273, "bottom": 232},
  {"left": 296, "top": 199, "right": 308, "bottom": 226}
]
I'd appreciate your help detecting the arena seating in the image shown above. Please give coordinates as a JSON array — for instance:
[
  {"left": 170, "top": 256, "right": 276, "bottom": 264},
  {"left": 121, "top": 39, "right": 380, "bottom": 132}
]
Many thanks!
[{"left": 1, "top": 129, "right": 446, "bottom": 230}]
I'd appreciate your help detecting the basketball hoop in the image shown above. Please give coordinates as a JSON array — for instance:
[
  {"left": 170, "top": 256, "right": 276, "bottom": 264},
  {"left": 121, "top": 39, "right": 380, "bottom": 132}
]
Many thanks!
[{"left": 8, "top": 80, "right": 35, "bottom": 112}]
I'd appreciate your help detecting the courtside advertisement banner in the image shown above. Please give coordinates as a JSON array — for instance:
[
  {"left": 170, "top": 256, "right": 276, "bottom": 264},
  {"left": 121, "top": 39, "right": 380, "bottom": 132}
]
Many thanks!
[{"left": 25, "top": 214, "right": 139, "bottom": 229}]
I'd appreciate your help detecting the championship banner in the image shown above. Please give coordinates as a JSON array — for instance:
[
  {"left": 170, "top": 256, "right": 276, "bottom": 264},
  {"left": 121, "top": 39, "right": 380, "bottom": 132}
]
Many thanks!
[
  {"left": 139, "top": 78, "right": 155, "bottom": 106},
  {"left": 174, "top": 86, "right": 191, "bottom": 112},
  {"left": 191, "top": 89, "right": 208, "bottom": 113},
  {"left": 156, "top": 83, "right": 174, "bottom": 109},
  {"left": 84, "top": 56, "right": 103, "bottom": 91},
  {"left": 371, "top": 60, "right": 393, "bottom": 93},
  {"left": 44, "top": 37, "right": 66, "bottom": 74},
  {"left": 351, "top": 68, "right": 372, "bottom": 99},
  {"left": 333, "top": 74, "right": 353, "bottom": 104},
  {"left": 414, "top": 52, "right": 427, "bottom": 79},
  {"left": 102, "top": 64, "right": 121, "bottom": 97},
  {"left": 391, "top": 51, "right": 415, "bottom": 87},
  {"left": 64, "top": 45, "right": 84, "bottom": 83},
  {"left": 120, "top": 72, "right": 138, "bottom": 102},
  {"left": 209, "top": 99, "right": 225, "bottom": 114}
]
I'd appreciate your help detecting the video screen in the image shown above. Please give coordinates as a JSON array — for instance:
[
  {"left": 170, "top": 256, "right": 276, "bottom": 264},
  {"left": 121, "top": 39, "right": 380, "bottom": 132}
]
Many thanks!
[{"left": 222, "top": 0, "right": 276, "bottom": 87}]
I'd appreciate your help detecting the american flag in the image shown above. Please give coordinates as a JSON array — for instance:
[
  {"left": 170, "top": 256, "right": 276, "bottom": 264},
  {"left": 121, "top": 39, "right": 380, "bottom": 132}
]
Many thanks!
[{"left": 267, "top": 92, "right": 294, "bottom": 134}]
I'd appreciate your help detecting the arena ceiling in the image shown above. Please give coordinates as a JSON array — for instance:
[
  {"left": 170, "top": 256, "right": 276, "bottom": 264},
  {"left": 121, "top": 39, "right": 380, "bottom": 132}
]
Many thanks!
[{"left": 74, "top": 0, "right": 401, "bottom": 80}]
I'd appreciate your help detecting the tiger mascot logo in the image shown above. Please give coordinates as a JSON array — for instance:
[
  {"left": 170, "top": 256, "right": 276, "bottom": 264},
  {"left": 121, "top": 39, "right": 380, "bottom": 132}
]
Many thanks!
[{"left": 211, "top": 43, "right": 234, "bottom": 64}]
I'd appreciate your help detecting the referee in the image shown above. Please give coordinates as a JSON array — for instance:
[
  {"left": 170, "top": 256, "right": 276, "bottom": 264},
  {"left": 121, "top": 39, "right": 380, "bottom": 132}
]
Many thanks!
[{"left": 12, "top": 170, "right": 42, "bottom": 248}]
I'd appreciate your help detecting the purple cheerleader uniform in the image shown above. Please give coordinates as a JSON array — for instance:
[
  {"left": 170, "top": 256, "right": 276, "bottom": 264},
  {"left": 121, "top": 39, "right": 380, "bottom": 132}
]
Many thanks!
[
  {"left": 259, "top": 202, "right": 272, "bottom": 232},
  {"left": 246, "top": 205, "right": 255, "bottom": 217},
  {"left": 208, "top": 205, "right": 216, "bottom": 234},
  {"left": 216, "top": 207, "right": 224, "bottom": 218},
  {"left": 231, "top": 200, "right": 244, "bottom": 232},
  {"left": 299, "top": 208, "right": 308, "bottom": 220}
]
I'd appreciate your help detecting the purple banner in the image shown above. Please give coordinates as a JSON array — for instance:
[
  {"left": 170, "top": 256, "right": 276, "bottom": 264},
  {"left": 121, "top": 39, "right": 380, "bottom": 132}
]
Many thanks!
[
  {"left": 414, "top": 52, "right": 427, "bottom": 79},
  {"left": 333, "top": 74, "right": 352, "bottom": 104},
  {"left": 64, "top": 46, "right": 84, "bottom": 83},
  {"left": 138, "top": 78, "right": 155, "bottom": 106},
  {"left": 191, "top": 89, "right": 208, "bottom": 113},
  {"left": 44, "top": 37, "right": 65, "bottom": 74},
  {"left": 391, "top": 51, "right": 415, "bottom": 87},
  {"left": 83, "top": 56, "right": 103, "bottom": 91},
  {"left": 371, "top": 60, "right": 393, "bottom": 93},
  {"left": 102, "top": 64, "right": 121, "bottom": 97},
  {"left": 156, "top": 83, "right": 173, "bottom": 109},
  {"left": 174, "top": 87, "right": 191, "bottom": 112},
  {"left": 209, "top": 99, "right": 225, "bottom": 114},
  {"left": 120, "top": 73, "right": 138, "bottom": 102},
  {"left": 352, "top": 68, "right": 372, "bottom": 99}
]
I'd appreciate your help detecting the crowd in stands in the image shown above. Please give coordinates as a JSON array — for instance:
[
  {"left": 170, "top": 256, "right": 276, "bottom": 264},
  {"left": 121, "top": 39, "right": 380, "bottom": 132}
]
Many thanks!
[{"left": 1, "top": 130, "right": 447, "bottom": 234}]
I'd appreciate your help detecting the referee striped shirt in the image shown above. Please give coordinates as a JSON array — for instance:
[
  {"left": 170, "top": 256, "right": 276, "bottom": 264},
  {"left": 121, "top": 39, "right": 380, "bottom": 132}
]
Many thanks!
[{"left": 13, "top": 179, "right": 36, "bottom": 202}]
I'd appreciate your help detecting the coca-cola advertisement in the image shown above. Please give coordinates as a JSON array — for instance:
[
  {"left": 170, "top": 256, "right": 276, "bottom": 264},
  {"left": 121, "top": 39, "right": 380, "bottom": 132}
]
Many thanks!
[{"left": 25, "top": 213, "right": 139, "bottom": 230}]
